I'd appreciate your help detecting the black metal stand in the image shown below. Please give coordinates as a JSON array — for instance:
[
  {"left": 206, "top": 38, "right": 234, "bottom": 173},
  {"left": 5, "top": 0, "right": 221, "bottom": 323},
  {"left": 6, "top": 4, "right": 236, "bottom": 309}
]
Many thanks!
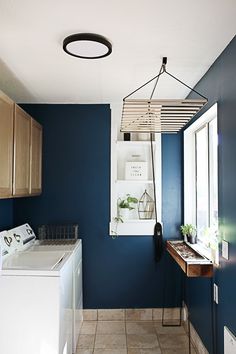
[
  {"left": 184, "top": 272, "right": 192, "bottom": 354},
  {"left": 162, "top": 251, "right": 191, "bottom": 353},
  {"left": 162, "top": 251, "right": 217, "bottom": 354}
]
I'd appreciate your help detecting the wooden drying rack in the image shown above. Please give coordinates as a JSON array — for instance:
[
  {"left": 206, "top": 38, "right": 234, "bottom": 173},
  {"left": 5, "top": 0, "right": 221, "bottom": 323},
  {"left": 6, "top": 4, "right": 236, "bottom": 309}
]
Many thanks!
[{"left": 120, "top": 99, "right": 207, "bottom": 133}]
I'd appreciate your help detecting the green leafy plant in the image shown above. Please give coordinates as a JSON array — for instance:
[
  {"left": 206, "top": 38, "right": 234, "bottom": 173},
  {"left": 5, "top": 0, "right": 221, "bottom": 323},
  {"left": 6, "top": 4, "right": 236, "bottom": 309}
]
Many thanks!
[
  {"left": 180, "top": 224, "right": 196, "bottom": 237},
  {"left": 118, "top": 194, "right": 138, "bottom": 210},
  {"left": 111, "top": 195, "right": 138, "bottom": 239},
  {"left": 180, "top": 224, "right": 197, "bottom": 244}
]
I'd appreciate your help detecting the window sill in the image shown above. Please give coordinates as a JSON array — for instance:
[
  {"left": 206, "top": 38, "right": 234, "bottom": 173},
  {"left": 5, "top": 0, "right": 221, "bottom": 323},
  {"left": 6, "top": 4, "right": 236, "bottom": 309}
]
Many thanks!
[{"left": 189, "top": 241, "right": 219, "bottom": 266}]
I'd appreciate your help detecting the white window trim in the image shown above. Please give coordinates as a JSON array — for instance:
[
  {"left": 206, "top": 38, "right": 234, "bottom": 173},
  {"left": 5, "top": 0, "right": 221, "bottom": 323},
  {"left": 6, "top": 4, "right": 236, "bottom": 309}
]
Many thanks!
[{"left": 184, "top": 103, "right": 218, "bottom": 262}]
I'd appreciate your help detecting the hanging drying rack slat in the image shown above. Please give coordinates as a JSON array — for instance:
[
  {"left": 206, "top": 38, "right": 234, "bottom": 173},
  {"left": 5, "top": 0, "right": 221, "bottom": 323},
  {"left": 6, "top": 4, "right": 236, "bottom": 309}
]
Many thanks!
[
  {"left": 121, "top": 115, "right": 194, "bottom": 122},
  {"left": 121, "top": 98, "right": 207, "bottom": 133},
  {"left": 122, "top": 99, "right": 206, "bottom": 106},
  {"left": 122, "top": 111, "right": 202, "bottom": 115}
]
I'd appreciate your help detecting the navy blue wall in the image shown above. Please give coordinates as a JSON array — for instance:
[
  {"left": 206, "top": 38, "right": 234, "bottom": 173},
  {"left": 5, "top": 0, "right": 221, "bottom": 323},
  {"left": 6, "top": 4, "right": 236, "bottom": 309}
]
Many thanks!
[
  {"left": 185, "top": 35, "right": 236, "bottom": 354},
  {"left": 13, "top": 104, "right": 183, "bottom": 309},
  {"left": 0, "top": 200, "right": 13, "bottom": 229}
]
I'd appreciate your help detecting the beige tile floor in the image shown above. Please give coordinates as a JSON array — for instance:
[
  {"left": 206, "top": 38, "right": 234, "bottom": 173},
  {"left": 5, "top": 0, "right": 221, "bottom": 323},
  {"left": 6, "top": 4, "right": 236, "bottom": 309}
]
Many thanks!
[{"left": 76, "top": 320, "right": 197, "bottom": 354}]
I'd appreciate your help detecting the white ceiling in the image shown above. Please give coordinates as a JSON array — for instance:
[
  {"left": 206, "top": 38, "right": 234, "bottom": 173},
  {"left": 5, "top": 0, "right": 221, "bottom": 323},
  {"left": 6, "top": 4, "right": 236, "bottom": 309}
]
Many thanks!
[{"left": 0, "top": 0, "right": 235, "bottom": 104}]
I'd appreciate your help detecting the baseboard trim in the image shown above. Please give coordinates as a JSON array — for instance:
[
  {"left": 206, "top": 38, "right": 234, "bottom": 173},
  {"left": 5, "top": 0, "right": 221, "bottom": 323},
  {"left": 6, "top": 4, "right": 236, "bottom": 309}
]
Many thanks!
[{"left": 83, "top": 307, "right": 181, "bottom": 321}]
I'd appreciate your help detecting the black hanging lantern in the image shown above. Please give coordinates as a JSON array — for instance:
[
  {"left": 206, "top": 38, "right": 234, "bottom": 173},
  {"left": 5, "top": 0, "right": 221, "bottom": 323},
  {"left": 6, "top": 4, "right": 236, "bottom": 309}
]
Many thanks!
[{"left": 138, "top": 190, "right": 155, "bottom": 219}]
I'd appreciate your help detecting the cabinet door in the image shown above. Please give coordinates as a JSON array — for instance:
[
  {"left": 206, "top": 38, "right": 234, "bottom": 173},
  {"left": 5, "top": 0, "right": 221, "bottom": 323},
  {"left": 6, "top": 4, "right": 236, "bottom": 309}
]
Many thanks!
[
  {"left": 0, "top": 91, "right": 14, "bottom": 198},
  {"left": 13, "top": 105, "right": 31, "bottom": 196},
  {"left": 30, "top": 118, "right": 42, "bottom": 195}
]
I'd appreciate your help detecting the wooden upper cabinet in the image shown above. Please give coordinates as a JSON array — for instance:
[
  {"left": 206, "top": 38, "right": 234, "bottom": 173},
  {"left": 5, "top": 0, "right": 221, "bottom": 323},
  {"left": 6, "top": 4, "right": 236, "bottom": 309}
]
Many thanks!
[
  {"left": 0, "top": 91, "right": 14, "bottom": 198},
  {"left": 0, "top": 91, "right": 43, "bottom": 199},
  {"left": 30, "top": 118, "right": 42, "bottom": 195},
  {"left": 13, "top": 105, "right": 31, "bottom": 196}
]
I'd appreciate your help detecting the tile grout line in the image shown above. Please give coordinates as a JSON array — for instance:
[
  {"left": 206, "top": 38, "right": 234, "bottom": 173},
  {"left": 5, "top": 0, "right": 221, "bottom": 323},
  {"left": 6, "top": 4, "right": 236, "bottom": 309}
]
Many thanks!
[
  {"left": 125, "top": 318, "right": 128, "bottom": 354},
  {"left": 152, "top": 308, "right": 164, "bottom": 354},
  {"left": 92, "top": 320, "right": 97, "bottom": 353},
  {"left": 154, "top": 322, "right": 162, "bottom": 354},
  {"left": 93, "top": 321, "right": 98, "bottom": 353},
  {"left": 125, "top": 309, "right": 128, "bottom": 354}
]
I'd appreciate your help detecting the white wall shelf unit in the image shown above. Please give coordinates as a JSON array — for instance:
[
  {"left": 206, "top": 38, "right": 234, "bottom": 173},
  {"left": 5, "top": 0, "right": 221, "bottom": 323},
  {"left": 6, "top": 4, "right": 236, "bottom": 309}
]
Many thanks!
[{"left": 110, "top": 104, "right": 162, "bottom": 236}]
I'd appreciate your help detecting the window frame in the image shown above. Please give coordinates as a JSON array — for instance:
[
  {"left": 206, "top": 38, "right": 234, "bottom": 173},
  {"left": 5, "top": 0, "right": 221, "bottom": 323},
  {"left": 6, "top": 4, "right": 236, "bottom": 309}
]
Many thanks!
[
  {"left": 195, "top": 123, "right": 210, "bottom": 240},
  {"left": 184, "top": 103, "right": 218, "bottom": 261}
]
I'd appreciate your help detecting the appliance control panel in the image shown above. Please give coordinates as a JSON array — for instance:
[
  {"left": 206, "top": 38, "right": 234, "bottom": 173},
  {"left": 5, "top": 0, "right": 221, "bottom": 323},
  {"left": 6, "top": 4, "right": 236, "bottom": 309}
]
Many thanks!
[{"left": 0, "top": 224, "right": 36, "bottom": 259}]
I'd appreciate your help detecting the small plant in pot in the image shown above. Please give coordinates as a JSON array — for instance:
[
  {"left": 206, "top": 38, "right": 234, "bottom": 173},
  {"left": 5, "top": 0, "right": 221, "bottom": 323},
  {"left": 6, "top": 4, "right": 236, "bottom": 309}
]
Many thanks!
[
  {"left": 111, "top": 195, "right": 138, "bottom": 238},
  {"left": 180, "top": 224, "right": 197, "bottom": 244},
  {"left": 118, "top": 194, "right": 138, "bottom": 220}
]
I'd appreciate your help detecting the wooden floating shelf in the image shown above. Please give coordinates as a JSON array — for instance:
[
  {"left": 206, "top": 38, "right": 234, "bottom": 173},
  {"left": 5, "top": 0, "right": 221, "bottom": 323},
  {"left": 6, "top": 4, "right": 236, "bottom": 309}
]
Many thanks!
[{"left": 166, "top": 240, "right": 213, "bottom": 278}]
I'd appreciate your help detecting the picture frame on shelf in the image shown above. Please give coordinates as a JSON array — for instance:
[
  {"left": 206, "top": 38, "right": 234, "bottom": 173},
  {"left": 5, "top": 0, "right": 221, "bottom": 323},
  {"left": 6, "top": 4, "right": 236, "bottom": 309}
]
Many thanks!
[{"left": 125, "top": 161, "right": 148, "bottom": 180}]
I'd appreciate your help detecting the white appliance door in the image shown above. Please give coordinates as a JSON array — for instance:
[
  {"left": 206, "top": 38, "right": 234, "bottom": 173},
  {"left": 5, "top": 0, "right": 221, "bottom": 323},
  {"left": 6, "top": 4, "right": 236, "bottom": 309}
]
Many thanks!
[
  {"left": 60, "top": 254, "right": 73, "bottom": 354},
  {"left": 0, "top": 275, "right": 60, "bottom": 354},
  {"left": 73, "top": 244, "right": 83, "bottom": 352}
]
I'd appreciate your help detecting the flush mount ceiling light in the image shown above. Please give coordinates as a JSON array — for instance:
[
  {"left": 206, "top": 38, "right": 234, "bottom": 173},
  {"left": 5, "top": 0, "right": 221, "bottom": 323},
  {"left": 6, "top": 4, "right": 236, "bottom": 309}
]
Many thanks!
[
  {"left": 121, "top": 57, "right": 208, "bottom": 133},
  {"left": 63, "top": 33, "right": 112, "bottom": 59}
]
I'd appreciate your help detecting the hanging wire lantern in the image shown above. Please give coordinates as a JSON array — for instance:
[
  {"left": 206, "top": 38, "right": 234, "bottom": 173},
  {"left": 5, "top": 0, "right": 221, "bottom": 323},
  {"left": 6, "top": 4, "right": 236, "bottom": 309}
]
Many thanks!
[{"left": 138, "top": 190, "right": 155, "bottom": 220}]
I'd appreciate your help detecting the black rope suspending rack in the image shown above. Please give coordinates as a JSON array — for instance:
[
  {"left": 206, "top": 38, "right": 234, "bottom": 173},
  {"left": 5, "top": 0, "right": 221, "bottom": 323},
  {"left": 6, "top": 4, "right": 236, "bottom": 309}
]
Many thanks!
[
  {"left": 123, "top": 57, "right": 167, "bottom": 100},
  {"left": 121, "top": 57, "right": 208, "bottom": 134},
  {"left": 123, "top": 57, "right": 207, "bottom": 101},
  {"left": 149, "top": 59, "right": 165, "bottom": 263},
  {"left": 120, "top": 57, "right": 213, "bottom": 354},
  {"left": 149, "top": 58, "right": 164, "bottom": 217},
  {"left": 121, "top": 56, "right": 208, "bottom": 262},
  {"left": 121, "top": 57, "right": 208, "bottom": 257}
]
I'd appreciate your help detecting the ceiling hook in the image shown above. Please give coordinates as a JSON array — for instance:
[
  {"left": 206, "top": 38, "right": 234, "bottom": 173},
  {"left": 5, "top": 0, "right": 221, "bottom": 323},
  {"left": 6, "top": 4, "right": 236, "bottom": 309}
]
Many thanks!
[{"left": 162, "top": 57, "right": 167, "bottom": 71}]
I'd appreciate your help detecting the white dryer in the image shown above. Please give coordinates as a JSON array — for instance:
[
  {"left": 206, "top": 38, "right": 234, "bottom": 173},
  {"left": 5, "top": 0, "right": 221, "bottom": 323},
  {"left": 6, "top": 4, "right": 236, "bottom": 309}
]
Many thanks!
[{"left": 0, "top": 226, "right": 78, "bottom": 354}]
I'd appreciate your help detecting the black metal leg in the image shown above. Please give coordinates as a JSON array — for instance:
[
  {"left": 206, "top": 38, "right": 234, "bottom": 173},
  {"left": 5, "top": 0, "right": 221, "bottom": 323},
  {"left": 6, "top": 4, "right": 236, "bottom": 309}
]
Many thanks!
[
  {"left": 188, "top": 315, "right": 191, "bottom": 354},
  {"left": 183, "top": 272, "right": 191, "bottom": 354},
  {"left": 161, "top": 252, "right": 168, "bottom": 326}
]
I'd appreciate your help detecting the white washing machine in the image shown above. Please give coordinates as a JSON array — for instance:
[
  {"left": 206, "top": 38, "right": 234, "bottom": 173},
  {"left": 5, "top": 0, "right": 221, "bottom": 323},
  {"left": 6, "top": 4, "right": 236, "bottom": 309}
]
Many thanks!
[
  {"left": 26, "top": 231, "right": 83, "bottom": 353},
  {"left": 0, "top": 224, "right": 83, "bottom": 354}
]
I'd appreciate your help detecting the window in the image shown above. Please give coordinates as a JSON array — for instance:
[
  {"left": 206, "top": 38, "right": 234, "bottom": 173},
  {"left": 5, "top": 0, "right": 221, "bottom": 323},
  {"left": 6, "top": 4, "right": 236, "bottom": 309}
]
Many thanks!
[
  {"left": 196, "top": 125, "right": 209, "bottom": 238},
  {"left": 184, "top": 104, "right": 218, "bottom": 261}
]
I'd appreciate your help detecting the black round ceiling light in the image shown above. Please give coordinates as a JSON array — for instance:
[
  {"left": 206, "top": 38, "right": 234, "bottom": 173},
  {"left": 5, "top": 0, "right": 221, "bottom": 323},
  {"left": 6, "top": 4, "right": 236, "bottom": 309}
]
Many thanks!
[{"left": 63, "top": 33, "right": 112, "bottom": 59}]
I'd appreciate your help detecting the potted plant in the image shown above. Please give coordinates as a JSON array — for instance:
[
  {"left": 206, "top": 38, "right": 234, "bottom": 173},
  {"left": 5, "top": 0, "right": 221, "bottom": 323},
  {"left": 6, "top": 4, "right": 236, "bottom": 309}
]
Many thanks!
[
  {"left": 118, "top": 194, "right": 138, "bottom": 220},
  {"left": 111, "top": 195, "right": 138, "bottom": 238},
  {"left": 180, "top": 224, "right": 197, "bottom": 244}
]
